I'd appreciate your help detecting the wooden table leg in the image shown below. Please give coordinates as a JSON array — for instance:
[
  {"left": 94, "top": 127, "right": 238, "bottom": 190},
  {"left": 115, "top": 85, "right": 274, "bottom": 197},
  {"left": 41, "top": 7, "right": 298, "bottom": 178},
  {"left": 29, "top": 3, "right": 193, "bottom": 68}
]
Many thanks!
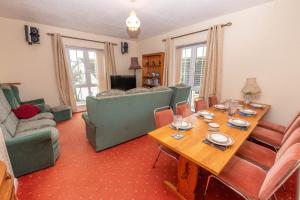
[{"left": 165, "top": 156, "right": 199, "bottom": 200}]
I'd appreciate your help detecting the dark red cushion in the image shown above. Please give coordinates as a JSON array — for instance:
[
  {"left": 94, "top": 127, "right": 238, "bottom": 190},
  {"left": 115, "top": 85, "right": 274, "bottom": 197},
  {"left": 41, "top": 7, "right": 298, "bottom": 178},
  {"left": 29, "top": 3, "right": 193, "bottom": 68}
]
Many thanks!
[{"left": 12, "top": 104, "right": 41, "bottom": 119}]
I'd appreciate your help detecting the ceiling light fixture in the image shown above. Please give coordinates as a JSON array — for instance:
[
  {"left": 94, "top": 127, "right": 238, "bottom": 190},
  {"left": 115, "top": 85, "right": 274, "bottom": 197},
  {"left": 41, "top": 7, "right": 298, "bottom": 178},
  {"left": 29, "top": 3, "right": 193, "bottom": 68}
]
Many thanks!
[{"left": 126, "top": 10, "right": 140, "bottom": 32}]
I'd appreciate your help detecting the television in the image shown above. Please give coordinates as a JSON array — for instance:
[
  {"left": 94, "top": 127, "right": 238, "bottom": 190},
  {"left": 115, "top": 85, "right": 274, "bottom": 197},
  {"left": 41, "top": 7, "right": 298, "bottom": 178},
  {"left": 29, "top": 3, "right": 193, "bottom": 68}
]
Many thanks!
[{"left": 110, "top": 75, "right": 136, "bottom": 91}]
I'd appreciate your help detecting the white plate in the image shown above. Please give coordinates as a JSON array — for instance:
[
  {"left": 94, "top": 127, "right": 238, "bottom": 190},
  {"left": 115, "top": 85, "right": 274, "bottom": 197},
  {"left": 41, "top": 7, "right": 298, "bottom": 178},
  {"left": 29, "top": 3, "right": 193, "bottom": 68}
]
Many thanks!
[
  {"left": 214, "top": 104, "right": 226, "bottom": 110},
  {"left": 207, "top": 133, "right": 234, "bottom": 146},
  {"left": 208, "top": 122, "right": 220, "bottom": 128},
  {"left": 250, "top": 103, "right": 265, "bottom": 108},
  {"left": 171, "top": 122, "right": 192, "bottom": 130},
  {"left": 229, "top": 118, "right": 250, "bottom": 127},
  {"left": 240, "top": 109, "right": 256, "bottom": 115},
  {"left": 197, "top": 110, "right": 214, "bottom": 117},
  {"left": 210, "top": 133, "right": 228, "bottom": 143}
]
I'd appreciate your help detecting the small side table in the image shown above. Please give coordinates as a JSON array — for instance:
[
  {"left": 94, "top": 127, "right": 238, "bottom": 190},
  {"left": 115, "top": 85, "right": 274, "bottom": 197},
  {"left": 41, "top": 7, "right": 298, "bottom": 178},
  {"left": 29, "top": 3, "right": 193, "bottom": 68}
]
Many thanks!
[
  {"left": 0, "top": 161, "right": 16, "bottom": 200},
  {"left": 51, "top": 105, "right": 72, "bottom": 122}
]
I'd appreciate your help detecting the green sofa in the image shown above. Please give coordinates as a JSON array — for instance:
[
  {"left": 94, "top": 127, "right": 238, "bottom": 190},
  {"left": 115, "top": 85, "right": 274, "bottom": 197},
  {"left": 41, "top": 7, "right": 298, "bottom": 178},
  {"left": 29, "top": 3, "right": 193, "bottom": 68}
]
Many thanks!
[
  {"left": 0, "top": 87, "right": 60, "bottom": 177},
  {"left": 83, "top": 85, "right": 191, "bottom": 152},
  {"left": 2, "top": 85, "right": 50, "bottom": 112}
]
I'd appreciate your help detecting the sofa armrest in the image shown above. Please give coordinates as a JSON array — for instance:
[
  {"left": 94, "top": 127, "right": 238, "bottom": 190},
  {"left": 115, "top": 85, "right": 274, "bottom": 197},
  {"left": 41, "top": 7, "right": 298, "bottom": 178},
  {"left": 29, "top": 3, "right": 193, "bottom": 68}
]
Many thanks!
[
  {"left": 5, "top": 130, "right": 55, "bottom": 177},
  {"left": 21, "top": 98, "right": 45, "bottom": 105}
]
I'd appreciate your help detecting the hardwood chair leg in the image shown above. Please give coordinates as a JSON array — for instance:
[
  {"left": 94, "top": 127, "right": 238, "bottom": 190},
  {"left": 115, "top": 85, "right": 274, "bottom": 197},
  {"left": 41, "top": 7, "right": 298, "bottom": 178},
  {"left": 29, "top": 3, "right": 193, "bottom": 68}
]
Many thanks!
[{"left": 152, "top": 150, "right": 162, "bottom": 168}]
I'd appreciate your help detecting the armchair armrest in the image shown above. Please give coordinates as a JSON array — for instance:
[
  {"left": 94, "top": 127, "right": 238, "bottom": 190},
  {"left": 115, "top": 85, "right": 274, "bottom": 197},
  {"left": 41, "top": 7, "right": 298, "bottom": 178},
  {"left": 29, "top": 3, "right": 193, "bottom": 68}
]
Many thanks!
[
  {"left": 5, "top": 130, "right": 54, "bottom": 177},
  {"left": 21, "top": 98, "right": 45, "bottom": 105}
]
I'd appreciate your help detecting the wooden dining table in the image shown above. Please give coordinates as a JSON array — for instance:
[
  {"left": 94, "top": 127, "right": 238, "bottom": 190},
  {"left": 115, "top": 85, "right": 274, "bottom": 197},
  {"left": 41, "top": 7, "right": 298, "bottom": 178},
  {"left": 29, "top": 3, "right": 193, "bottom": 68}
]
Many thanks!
[{"left": 148, "top": 104, "right": 270, "bottom": 200}]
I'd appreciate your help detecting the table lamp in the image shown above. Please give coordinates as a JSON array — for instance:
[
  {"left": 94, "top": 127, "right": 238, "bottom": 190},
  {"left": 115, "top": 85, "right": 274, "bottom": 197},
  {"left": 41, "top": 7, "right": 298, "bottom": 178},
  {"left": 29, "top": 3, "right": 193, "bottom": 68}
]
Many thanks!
[
  {"left": 129, "top": 57, "right": 142, "bottom": 76},
  {"left": 241, "top": 78, "right": 261, "bottom": 104}
]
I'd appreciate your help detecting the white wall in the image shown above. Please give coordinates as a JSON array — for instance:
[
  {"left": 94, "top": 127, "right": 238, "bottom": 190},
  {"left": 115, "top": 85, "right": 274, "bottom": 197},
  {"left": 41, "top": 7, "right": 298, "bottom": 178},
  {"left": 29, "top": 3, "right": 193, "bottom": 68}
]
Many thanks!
[
  {"left": 0, "top": 17, "right": 137, "bottom": 106},
  {"left": 137, "top": 0, "right": 300, "bottom": 126}
]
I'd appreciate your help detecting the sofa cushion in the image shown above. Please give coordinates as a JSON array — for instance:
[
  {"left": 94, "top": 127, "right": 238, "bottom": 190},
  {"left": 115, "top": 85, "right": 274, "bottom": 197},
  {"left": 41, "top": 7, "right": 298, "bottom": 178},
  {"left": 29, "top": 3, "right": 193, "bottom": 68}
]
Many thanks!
[
  {"left": 0, "top": 89, "right": 11, "bottom": 111},
  {"left": 150, "top": 86, "right": 170, "bottom": 91},
  {"left": 174, "top": 83, "right": 189, "bottom": 88},
  {"left": 126, "top": 87, "right": 151, "bottom": 94},
  {"left": 16, "top": 126, "right": 59, "bottom": 142},
  {"left": 16, "top": 119, "right": 56, "bottom": 134},
  {"left": 3, "top": 112, "right": 19, "bottom": 137},
  {"left": 96, "top": 89, "right": 126, "bottom": 97},
  {"left": 20, "top": 112, "right": 54, "bottom": 123},
  {"left": 1, "top": 86, "right": 20, "bottom": 109},
  {"left": 0, "top": 124, "right": 12, "bottom": 140}
]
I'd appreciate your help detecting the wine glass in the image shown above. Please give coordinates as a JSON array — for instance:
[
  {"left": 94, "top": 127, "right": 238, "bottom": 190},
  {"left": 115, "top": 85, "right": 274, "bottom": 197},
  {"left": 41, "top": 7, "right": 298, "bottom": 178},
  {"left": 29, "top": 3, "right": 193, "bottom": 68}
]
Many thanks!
[{"left": 173, "top": 115, "right": 183, "bottom": 131}]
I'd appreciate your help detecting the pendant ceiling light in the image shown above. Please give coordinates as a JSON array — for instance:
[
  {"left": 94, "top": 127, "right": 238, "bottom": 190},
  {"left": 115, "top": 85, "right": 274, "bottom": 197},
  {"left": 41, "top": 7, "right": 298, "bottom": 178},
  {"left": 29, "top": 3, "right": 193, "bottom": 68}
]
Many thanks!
[{"left": 126, "top": 10, "right": 140, "bottom": 31}]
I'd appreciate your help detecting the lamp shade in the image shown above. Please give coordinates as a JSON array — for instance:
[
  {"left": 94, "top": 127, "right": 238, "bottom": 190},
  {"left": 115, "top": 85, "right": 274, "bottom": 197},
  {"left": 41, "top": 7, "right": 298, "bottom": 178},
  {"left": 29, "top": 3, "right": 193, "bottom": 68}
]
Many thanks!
[
  {"left": 241, "top": 78, "right": 261, "bottom": 94},
  {"left": 129, "top": 57, "right": 142, "bottom": 70}
]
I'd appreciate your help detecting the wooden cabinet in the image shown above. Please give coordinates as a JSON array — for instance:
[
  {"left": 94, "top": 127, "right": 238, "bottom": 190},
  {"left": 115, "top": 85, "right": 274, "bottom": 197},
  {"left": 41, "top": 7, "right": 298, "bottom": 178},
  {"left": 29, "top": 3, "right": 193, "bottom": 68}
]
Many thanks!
[
  {"left": 0, "top": 161, "right": 16, "bottom": 200},
  {"left": 142, "top": 52, "right": 165, "bottom": 88}
]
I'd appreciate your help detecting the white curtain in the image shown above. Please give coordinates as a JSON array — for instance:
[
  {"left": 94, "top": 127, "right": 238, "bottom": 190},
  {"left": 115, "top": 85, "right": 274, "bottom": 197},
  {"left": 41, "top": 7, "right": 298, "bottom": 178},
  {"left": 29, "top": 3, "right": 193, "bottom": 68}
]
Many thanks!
[
  {"left": 163, "top": 37, "right": 174, "bottom": 86},
  {"left": 104, "top": 42, "right": 117, "bottom": 90},
  {"left": 96, "top": 50, "right": 107, "bottom": 92},
  {"left": 200, "top": 25, "right": 224, "bottom": 102},
  {"left": 52, "top": 34, "right": 77, "bottom": 112}
]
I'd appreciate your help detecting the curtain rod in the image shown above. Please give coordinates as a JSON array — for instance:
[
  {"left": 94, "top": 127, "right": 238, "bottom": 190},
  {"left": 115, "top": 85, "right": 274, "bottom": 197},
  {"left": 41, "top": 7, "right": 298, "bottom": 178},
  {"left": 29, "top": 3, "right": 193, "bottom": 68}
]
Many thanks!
[
  {"left": 46, "top": 33, "right": 118, "bottom": 46},
  {"left": 162, "top": 22, "right": 232, "bottom": 42}
]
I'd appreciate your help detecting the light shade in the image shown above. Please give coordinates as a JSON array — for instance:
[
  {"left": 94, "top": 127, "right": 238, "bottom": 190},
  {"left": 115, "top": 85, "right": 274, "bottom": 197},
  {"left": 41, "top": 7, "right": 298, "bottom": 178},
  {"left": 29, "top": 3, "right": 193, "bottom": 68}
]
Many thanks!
[
  {"left": 129, "top": 57, "right": 142, "bottom": 70},
  {"left": 241, "top": 78, "right": 261, "bottom": 95},
  {"left": 126, "top": 11, "right": 141, "bottom": 31}
]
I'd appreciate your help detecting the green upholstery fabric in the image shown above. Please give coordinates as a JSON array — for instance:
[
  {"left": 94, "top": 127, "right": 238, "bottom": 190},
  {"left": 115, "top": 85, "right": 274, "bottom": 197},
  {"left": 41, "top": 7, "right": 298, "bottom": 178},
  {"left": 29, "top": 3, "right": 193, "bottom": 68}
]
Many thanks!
[
  {"left": 2, "top": 86, "right": 20, "bottom": 109},
  {"left": 51, "top": 105, "right": 72, "bottom": 122},
  {"left": 85, "top": 89, "right": 173, "bottom": 151},
  {"left": 0, "top": 87, "right": 60, "bottom": 177},
  {"left": 20, "top": 112, "right": 54, "bottom": 123},
  {"left": 169, "top": 84, "right": 192, "bottom": 111},
  {"left": 5, "top": 128, "right": 59, "bottom": 177}
]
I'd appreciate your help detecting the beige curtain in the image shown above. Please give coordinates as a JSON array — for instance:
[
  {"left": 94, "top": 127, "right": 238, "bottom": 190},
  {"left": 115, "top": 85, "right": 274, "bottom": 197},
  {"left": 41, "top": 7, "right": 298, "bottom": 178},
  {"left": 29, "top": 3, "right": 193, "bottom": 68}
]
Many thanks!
[
  {"left": 175, "top": 47, "right": 183, "bottom": 84},
  {"left": 96, "top": 50, "right": 107, "bottom": 92},
  {"left": 163, "top": 37, "right": 174, "bottom": 86},
  {"left": 52, "top": 34, "right": 77, "bottom": 112},
  {"left": 104, "top": 42, "right": 117, "bottom": 90},
  {"left": 200, "top": 25, "right": 224, "bottom": 102}
]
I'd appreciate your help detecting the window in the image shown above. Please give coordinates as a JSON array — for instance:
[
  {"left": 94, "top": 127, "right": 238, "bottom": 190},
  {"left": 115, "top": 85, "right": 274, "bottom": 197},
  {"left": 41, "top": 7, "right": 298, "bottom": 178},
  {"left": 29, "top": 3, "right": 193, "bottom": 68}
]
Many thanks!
[
  {"left": 66, "top": 48, "right": 99, "bottom": 105},
  {"left": 179, "top": 43, "right": 207, "bottom": 108}
]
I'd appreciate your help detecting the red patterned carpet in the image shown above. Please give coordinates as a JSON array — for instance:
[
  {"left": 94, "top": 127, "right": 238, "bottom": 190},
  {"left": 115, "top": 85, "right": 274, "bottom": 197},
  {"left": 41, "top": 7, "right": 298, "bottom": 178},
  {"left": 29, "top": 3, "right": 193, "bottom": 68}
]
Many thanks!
[{"left": 17, "top": 113, "right": 297, "bottom": 200}]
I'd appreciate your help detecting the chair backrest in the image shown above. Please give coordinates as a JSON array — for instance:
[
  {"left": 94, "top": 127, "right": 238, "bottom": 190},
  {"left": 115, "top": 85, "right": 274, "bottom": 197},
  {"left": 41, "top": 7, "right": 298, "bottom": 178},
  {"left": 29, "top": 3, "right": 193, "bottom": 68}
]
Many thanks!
[
  {"left": 208, "top": 96, "right": 218, "bottom": 107},
  {"left": 194, "top": 98, "right": 207, "bottom": 112},
  {"left": 259, "top": 143, "right": 300, "bottom": 200},
  {"left": 276, "top": 127, "right": 300, "bottom": 161},
  {"left": 282, "top": 115, "right": 300, "bottom": 143},
  {"left": 154, "top": 106, "right": 174, "bottom": 129},
  {"left": 175, "top": 101, "right": 193, "bottom": 118}
]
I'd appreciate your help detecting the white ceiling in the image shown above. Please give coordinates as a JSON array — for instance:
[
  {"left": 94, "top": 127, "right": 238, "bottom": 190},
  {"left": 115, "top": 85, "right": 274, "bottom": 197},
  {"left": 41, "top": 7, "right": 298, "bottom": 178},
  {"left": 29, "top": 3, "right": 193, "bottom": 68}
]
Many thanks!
[{"left": 0, "top": 0, "right": 272, "bottom": 39}]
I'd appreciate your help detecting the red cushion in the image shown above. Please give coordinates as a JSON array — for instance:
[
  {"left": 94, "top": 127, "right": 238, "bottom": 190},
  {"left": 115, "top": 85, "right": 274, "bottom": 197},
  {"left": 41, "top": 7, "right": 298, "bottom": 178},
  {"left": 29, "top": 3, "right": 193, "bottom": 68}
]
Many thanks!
[
  {"left": 12, "top": 104, "right": 41, "bottom": 119},
  {"left": 251, "top": 126, "right": 284, "bottom": 148}
]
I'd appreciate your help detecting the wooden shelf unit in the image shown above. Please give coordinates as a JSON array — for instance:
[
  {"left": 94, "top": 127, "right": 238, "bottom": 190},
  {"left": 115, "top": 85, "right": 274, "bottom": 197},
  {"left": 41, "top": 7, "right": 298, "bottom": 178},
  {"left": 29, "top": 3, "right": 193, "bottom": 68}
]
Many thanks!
[{"left": 142, "top": 52, "right": 165, "bottom": 88}]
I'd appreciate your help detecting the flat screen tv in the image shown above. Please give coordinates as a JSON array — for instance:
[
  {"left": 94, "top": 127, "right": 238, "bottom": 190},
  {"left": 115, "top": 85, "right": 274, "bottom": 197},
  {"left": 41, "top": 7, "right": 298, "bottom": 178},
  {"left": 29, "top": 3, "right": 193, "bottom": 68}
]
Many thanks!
[{"left": 110, "top": 75, "right": 136, "bottom": 91}]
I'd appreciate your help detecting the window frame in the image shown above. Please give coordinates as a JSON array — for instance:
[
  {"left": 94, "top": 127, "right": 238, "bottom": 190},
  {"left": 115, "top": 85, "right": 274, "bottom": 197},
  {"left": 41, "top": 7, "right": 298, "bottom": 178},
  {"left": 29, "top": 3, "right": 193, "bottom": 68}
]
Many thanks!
[{"left": 66, "top": 46, "right": 99, "bottom": 104}]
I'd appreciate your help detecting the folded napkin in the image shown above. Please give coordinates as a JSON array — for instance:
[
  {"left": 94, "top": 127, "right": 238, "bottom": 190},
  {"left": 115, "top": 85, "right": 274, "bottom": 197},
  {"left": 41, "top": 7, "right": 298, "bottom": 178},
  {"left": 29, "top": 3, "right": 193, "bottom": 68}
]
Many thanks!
[
  {"left": 169, "top": 124, "right": 192, "bottom": 131},
  {"left": 227, "top": 122, "right": 249, "bottom": 131},
  {"left": 202, "top": 139, "right": 227, "bottom": 151},
  {"left": 239, "top": 112, "right": 255, "bottom": 117}
]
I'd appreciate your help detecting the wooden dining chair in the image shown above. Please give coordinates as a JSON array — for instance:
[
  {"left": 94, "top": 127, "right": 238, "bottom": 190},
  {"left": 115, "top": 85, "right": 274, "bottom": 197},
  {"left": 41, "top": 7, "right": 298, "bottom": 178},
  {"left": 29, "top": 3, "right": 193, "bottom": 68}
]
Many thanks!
[
  {"left": 251, "top": 115, "right": 300, "bottom": 150},
  {"left": 204, "top": 143, "right": 300, "bottom": 200},
  {"left": 238, "top": 127, "right": 300, "bottom": 171},
  {"left": 153, "top": 106, "right": 179, "bottom": 168},
  {"left": 176, "top": 101, "right": 193, "bottom": 118},
  {"left": 194, "top": 98, "right": 207, "bottom": 112},
  {"left": 258, "top": 111, "right": 300, "bottom": 134},
  {"left": 208, "top": 95, "right": 218, "bottom": 107}
]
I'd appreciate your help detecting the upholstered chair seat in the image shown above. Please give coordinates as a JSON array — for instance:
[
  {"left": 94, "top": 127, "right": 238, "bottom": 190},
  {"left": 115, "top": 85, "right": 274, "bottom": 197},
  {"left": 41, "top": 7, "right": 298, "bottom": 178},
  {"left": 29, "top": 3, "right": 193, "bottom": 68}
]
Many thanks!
[
  {"left": 194, "top": 98, "right": 207, "bottom": 112},
  {"left": 208, "top": 95, "right": 218, "bottom": 107},
  {"left": 237, "top": 140, "right": 276, "bottom": 170},
  {"left": 239, "top": 127, "right": 300, "bottom": 170},
  {"left": 176, "top": 101, "right": 193, "bottom": 118},
  {"left": 217, "top": 156, "right": 266, "bottom": 199},
  {"left": 204, "top": 143, "right": 300, "bottom": 200},
  {"left": 257, "top": 120, "right": 286, "bottom": 134},
  {"left": 251, "top": 116, "right": 300, "bottom": 149}
]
